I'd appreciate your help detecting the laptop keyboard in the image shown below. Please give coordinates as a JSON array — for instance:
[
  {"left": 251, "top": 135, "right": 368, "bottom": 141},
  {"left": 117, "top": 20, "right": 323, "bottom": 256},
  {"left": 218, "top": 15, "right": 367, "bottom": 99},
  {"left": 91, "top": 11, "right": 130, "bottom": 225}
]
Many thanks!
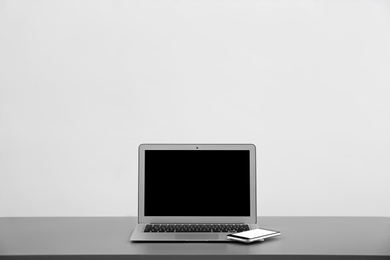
[{"left": 144, "top": 224, "right": 250, "bottom": 233}]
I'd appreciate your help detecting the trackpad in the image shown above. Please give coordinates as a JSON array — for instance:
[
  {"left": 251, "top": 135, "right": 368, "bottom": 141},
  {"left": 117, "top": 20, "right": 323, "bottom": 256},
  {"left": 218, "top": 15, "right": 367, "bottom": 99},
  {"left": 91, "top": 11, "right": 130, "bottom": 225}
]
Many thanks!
[{"left": 175, "top": 234, "right": 219, "bottom": 240}]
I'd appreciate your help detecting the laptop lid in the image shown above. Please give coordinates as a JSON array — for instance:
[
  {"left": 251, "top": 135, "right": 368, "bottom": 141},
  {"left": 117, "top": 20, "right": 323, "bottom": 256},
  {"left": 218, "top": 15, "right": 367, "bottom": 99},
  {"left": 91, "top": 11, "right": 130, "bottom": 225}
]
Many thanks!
[{"left": 138, "top": 144, "right": 257, "bottom": 224}]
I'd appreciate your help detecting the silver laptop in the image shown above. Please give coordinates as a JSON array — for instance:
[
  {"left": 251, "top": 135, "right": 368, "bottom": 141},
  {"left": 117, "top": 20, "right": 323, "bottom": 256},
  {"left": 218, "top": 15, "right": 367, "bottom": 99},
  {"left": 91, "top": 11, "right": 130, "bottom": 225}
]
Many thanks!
[{"left": 130, "top": 144, "right": 258, "bottom": 241}]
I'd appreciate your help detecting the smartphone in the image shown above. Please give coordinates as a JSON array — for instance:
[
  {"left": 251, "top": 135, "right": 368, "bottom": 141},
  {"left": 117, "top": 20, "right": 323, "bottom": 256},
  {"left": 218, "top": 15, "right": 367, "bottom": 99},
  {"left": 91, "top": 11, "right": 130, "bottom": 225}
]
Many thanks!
[{"left": 227, "top": 228, "right": 281, "bottom": 243}]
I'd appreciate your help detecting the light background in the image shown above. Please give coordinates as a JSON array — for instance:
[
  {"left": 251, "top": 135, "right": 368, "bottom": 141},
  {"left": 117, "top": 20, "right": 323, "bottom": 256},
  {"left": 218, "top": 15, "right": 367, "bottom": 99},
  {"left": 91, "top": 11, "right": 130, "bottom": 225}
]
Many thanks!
[{"left": 1, "top": 0, "right": 389, "bottom": 217}]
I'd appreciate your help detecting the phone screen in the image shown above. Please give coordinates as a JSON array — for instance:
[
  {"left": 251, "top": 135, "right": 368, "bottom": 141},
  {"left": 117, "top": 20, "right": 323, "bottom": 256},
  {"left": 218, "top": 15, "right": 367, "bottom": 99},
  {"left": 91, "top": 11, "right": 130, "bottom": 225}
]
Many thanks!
[{"left": 230, "top": 228, "right": 279, "bottom": 239}]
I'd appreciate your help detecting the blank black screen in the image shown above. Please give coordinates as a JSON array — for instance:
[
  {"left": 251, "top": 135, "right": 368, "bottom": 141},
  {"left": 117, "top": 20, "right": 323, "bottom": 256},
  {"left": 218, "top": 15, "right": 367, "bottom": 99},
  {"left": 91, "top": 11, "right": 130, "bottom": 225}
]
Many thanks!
[{"left": 144, "top": 150, "right": 250, "bottom": 216}]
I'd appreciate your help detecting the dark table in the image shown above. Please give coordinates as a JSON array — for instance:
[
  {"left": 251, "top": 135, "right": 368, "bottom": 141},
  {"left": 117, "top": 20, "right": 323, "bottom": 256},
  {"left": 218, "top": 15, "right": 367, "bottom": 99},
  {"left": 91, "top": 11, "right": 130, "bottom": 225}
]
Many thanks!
[{"left": 1, "top": 216, "right": 389, "bottom": 259}]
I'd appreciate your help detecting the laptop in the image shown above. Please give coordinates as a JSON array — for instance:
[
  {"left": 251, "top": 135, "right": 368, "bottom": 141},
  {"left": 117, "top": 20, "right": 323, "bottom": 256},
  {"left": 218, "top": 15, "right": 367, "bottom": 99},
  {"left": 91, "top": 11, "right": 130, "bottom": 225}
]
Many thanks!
[{"left": 130, "top": 144, "right": 258, "bottom": 241}]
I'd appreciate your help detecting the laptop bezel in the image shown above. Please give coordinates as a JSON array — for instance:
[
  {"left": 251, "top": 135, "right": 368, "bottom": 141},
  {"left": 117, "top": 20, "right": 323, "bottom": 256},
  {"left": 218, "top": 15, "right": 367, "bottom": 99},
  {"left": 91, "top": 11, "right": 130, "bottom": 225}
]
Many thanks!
[{"left": 138, "top": 143, "right": 257, "bottom": 224}]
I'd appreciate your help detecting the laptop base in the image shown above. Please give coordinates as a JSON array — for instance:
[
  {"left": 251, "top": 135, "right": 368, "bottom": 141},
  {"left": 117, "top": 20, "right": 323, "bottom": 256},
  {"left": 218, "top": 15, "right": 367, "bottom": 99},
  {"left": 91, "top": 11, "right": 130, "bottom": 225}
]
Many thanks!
[{"left": 130, "top": 223, "right": 258, "bottom": 242}]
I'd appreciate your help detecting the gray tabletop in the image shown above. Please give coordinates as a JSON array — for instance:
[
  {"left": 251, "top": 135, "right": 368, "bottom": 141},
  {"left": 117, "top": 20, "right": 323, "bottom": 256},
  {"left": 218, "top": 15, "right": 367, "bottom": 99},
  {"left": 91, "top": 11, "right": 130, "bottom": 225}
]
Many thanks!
[{"left": 1, "top": 216, "right": 390, "bottom": 259}]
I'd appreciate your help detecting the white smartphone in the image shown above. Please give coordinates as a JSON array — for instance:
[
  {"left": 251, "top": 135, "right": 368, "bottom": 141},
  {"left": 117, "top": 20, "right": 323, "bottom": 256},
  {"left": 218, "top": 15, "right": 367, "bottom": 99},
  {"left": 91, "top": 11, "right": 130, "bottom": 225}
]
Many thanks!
[{"left": 227, "top": 228, "right": 281, "bottom": 243}]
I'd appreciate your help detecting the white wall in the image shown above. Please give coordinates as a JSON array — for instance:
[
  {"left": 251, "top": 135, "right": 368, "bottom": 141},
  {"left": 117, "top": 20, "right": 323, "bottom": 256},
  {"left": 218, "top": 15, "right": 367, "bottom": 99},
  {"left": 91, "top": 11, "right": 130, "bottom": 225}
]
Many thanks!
[{"left": 1, "top": 0, "right": 389, "bottom": 217}]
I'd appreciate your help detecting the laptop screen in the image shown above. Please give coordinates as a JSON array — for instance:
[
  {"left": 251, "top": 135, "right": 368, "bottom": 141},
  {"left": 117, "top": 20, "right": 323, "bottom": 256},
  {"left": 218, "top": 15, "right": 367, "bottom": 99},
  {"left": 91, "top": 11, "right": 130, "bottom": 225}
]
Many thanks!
[{"left": 144, "top": 150, "right": 250, "bottom": 217}]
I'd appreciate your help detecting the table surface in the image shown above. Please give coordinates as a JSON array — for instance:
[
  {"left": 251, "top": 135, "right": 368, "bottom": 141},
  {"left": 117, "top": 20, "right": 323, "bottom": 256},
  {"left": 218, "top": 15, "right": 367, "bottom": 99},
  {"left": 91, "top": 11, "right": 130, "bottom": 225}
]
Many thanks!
[{"left": 1, "top": 216, "right": 390, "bottom": 258}]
